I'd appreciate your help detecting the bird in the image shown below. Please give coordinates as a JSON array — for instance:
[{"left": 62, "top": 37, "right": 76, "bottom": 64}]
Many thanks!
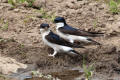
[
  {"left": 54, "top": 17, "right": 103, "bottom": 45},
  {"left": 39, "top": 23, "right": 84, "bottom": 57}
]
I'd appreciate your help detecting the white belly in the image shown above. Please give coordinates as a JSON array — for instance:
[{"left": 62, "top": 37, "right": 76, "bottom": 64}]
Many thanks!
[
  {"left": 42, "top": 36, "right": 73, "bottom": 52},
  {"left": 57, "top": 30, "right": 88, "bottom": 42},
  {"left": 57, "top": 30, "right": 70, "bottom": 40}
]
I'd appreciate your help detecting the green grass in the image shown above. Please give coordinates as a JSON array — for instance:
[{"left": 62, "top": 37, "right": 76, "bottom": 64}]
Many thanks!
[
  {"left": 95, "top": 0, "right": 120, "bottom": 14},
  {"left": 26, "top": 0, "right": 35, "bottom": 7},
  {"left": 93, "top": 19, "right": 98, "bottom": 29},
  {"left": 109, "top": 0, "right": 120, "bottom": 14},
  {"left": 8, "top": 0, "right": 35, "bottom": 7},
  {"left": 37, "top": 8, "right": 56, "bottom": 22},
  {"left": 1, "top": 22, "right": 8, "bottom": 31},
  {"left": 0, "top": 74, "right": 6, "bottom": 80},
  {"left": 83, "top": 59, "right": 94, "bottom": 80},
  {"left": 23, "top": 15, "right": 34, "bottom": 23},
  {"left": 0, "top": 21, "right": 8, "bottom": 31},
  {"left": 0, "top": 18, "right": 4, "bottom": 24},
  {"left": 0, "top": 38, "right": 5, "bottom": 43},
  {"left": 8, "top": 0, "right": 16, "bottom": 6}
]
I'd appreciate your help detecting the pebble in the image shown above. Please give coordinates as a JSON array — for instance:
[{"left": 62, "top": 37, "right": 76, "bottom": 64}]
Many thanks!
[
  {"left": 0, "top": 0, "right": 8, "bottom": 3},
  {"left": 108, "top": 17, "right": 114, "bottom": 21},
  {"left": 14, "top": 9, "right": 20, "bottom": 13},
  {"left": 33, "top": 0, "right": 46, "bottom": 9}
]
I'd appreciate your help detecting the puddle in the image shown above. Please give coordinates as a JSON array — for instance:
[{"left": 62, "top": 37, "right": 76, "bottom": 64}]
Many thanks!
[
  {"left": 5, "top": 67, "right": 85, "bottom": 80},
  {"left": 5, "top": 66, "right": 120, "bottom": 80},
  {"left": 6, "top": 64, "right": 37, "bottom": 80},
  {"left": 50, "top": 69, "right": 84, "bottom": 80}
]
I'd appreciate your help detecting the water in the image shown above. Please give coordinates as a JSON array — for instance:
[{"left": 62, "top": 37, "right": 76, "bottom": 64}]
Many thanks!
[{"left": 6, "top": 67, "right": 85, "bottom": 80}]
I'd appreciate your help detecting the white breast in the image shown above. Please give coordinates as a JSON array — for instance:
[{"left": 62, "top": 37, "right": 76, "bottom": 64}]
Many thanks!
[
  {"left": 57, "top": 30, "right": 70, "bottom": 40},
  {"left": 56, "top": 23, "right": 65, "bottom": 29},
  {"left": 42, "top": 31, "right": 73, "bottom": 52},
  {"left": 56, "top": 29, "right": 88, "bottom": 42}
]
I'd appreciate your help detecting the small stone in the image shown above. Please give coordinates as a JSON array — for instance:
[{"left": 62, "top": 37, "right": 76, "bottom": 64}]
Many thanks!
[
  {"left": 0, "top": 0, "right": 8, "bottom": 3},
  {"left": 32, "top": 0, "right": 46, "bottom": 9},
  {"left": 65, "top": 2, "right": 74, "bottom": 9},
  {"left": 21, "top": 10, "right": 28, "bottom": 13},
  {"left": 0, "top": 6, "right": 4, "bottom": 10},
  {"left": 61, "top": 11, "right": 67, "bottom": 16},
  {"left": 14, "top": 9, "right": 20, "bottom": 13},
  {"left": 108, "top": 17, "right": 114, "bottom": 21}
]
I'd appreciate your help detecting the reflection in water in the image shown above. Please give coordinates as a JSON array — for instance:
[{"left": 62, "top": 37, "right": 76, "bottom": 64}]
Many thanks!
[
  {"left": 7, "top": 68, "right": 84, "bottom": 80},
  {"left": 50, "top": 70, "right": 84, "bottom": 80}
]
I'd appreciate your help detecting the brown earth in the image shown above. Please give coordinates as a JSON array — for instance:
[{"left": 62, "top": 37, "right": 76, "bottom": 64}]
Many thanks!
[{"left": 0, "top": 0, "right": 120, "bottom": 80}]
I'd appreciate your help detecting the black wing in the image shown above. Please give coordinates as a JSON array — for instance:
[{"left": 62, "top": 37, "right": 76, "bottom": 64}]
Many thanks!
[
  {"left": 45, "top": 32, "right": 84, "bottom": 48},
  {"left": 59, "top": 25, "right": 103, "bottom": 37}
]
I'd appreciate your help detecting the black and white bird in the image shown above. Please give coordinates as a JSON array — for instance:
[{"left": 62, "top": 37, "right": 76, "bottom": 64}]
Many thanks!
[
  {"left": 54, "top": 17, "right": 103, "bottom": 45},
  {"left": 39, "top": 23, "right": 84, "bottom": 57}
]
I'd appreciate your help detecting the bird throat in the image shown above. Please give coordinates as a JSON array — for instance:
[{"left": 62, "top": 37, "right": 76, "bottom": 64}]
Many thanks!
[
  {"left": 41, "top": 29, "right": 50, "bottom": 36},
  {"left": 56, "top": 22, "right": 65, "bottom": 29}
]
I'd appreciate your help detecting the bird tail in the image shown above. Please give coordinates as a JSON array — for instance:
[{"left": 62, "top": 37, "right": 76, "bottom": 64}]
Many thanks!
[
  {"left": 69, "top": 50, "right": 80, "bottom": 55},
  {"left": 87, "top": 39, "right": 101, "bottom": 45},
  {"left": 90, "top": 32, "right": 104, "bottom": 37},
  {"left": 72, "top": 44, "right": 85, "bottom": 48}
]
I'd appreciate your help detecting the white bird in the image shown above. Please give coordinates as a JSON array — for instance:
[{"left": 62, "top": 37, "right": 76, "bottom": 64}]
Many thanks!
[
  {"left": 39, "top": 23, "right": 84, "bottom": 57},
  {"left": 54, "top": 17, "right": 103, "bottom": 45}
]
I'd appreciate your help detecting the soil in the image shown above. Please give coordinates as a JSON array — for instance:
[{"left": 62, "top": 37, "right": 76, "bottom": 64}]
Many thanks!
[{"left": 0, "top": 0, "right": 120, "bottom": 80}]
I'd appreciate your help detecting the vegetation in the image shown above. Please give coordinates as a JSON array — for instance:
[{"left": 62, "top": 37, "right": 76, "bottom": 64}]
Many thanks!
[
  {"left": 0, "top": 74, "right": 6, "bottom": 80},
  {"left": 37, "top": 8, "right": 56, "bottom": 22},
  {"left": 109, "top": 0, "right": 120, "bottom": 14},
  {"left": 1, "top": 22, "right": 8, "bottom": 31},
  {"left": 93, "top": 19, "right": 98, "bottom": 29},
  {"left": 0, "top": 18, "right": 8, "bottom": 31},
  {"left": 8, "top": 0, "right": 35, "bottom": 7},
  {"left": 83, "top": 59, "right": 94, "bottom": 80},
  {"left": 31, "top": 71, "right": 53, "bottom": 79}
]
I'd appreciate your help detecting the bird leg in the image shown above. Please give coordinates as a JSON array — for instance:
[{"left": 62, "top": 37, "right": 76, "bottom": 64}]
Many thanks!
[{"left": 48, "top": 50, "right": 57, "bottom": 57}]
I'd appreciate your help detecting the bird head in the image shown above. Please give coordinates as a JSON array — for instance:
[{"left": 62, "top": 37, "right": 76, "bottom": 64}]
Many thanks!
[
  {"left": 39, "top": 23, "right": 50, "bottom": 34},
  {"left": 54, "top": 17, "right": 66, "bottom": 28}
]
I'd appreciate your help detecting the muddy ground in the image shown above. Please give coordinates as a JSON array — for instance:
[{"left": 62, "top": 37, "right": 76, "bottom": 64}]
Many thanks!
[{"left": 0, "top": 0, "right": 120, "bottom": 80}]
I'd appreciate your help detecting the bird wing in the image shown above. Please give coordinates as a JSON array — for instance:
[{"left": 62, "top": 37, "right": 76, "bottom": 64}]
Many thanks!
[
  {"left": 59, "top": 26, "right": 103, "bottom": 37},
  {"left": 45, "top": 32, "right": 84, "bottom": 48}
]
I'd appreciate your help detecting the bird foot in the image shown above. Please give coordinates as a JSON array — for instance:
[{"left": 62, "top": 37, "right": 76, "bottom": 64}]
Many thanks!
[{"left": 48, "top": 54, "right": 55, "bottom": 57}]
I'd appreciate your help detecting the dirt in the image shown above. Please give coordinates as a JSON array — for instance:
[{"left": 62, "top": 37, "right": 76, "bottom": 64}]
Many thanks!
[{"left": 0, "top": 0, "right": 120, "bottom": 80}]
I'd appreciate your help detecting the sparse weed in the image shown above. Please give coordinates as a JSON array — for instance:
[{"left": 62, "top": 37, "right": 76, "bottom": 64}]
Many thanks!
[
  {"left": 24, "top": 16, "right": 31, "bottom": 23},
  {"left": 109, "top": 0, "right": 120, "bottom": 14},
  {"left": 23, "top": 15, "right": 34, "bottom": 24},
  {"left": 1, "top": 22, "right": 8, "bottom": 31},
  {"left": 8, "top": 0, "right": 35, "bottom": 7},
  {"left": 83, "top": 59, "right": 94, "bottom": 80},
  {"left": 19, "top": 43, "right": 25, "bottom": 48},
  {"left": 0, "top": 38, "right": 5, "bottom": 43},
  {"left": 0, "top": 18, "right": 4, "bottom": 24},
  {"left": 93, "top": 19, "right": 98, "bottom": 29},
  {"left": 0, "top": 74, "right": 6, "bottom": 80},
  {"left": 118, "top": 0, "right": 120, "bottom": 4},
  {"left": 37, "top": 8, "right": 56, "bottom": 22},
  {"left": 26, "top": 0, "right": 35, "bottom": 7},
  {"left": 8, "top": 0, "right": 16, "bottom": 6},
  {"left": 31, "top": 71, "right": 53, "bottom": 79},
  {"left": 50, "top": 13, "right": 56, "bottom": 22},
  {"left": 0, "top": 38, "right": 15, "bottom": 43}
]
